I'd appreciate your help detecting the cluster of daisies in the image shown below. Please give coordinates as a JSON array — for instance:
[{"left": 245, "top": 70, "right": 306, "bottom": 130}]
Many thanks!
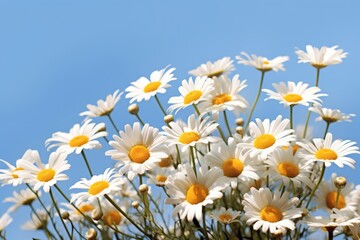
[{"left": 1, "top": 45, "right": 360, "bottom": 240}]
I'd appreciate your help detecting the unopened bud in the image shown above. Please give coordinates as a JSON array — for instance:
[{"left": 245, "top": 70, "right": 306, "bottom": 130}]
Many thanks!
[
  {"left": 96, "top": 125, "right": 107, "bottom": 134},
  {"left": 91, "top": 208, "right": 103, "bottom": 221},
  {"left": 274, "top": 229, "right": 283, "bottom": 238},
  {"left": 236, "top": 126, "right": 243, "bottom": 135},
  {"left": 335, "top": 176, "right": 347, "bottom": 189},
  {"left": 128, "top": 104, "right": 139, "bottom": 115},
  {"left": 164, "top": 114, "right": 174, "bottom": 124},
  {"left": 86, "top": 228, "right": 97, "bottom": 240},
  {"left": 235, "top": 118, "right": 244, "bottom": 126},
  {"left": 132, "top": 201, "right": 140, "bottom": 209},
  {"left": 139, "top": 184, "right": 149, "bottom": 194},
  {"left": 61, "top": 211, "right": 70, "bottom": 220}
]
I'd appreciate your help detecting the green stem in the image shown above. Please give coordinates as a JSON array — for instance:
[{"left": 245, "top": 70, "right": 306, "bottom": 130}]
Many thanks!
[
  {"left": 305, "top": 163, "right": 326, "bottom": 208},
  {"left": 290, "top": 105, "right": 294, "bottom": 130},
  {"left": 135, "top": 113, "right": 145, "bottom": 126},
  {"left": 202, "top": 207, "right": 210, "bottom": 240},
  {"left": 29, "top": 203, "right": 56, "bottom": 240},
  {"left": 193, "top": 104, "right": 201, "bottom": 116},
  {"left": 49, "top": 188, "right": 72, "bottom": 239},
  {"left": 217, "top": 126, "right": 227, "bottom": 142},
  {"left": 223, "top": 111, "right": 232, "bottom": 137},
  {"left": 81, "top": 150, "right": 93, "bottom": 177},
  {"left": 190, "top": 146, "right": 197, "bottom": 176},
  {"left": 244, "top": 71, "right": 265, "bottom": 132},
  {"left": 335, "top": 187, "right": 341, "bottom": 209},
  {"left": 107, "top": 113, "right": 120, "bottom": 133},
  {"left": 323, "top": 122, "right": 330, "bottom": 139},
  {"left": 155, "top": 95, "right": 167, "bottom": 115}
]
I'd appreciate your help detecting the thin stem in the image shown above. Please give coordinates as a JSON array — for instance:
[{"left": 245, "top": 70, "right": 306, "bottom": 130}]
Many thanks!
[
  {"left": 155, "top": 95, "right": 167, "bottom": 115},
  {"left": 202, "top": 207, "right": 210, "bottom": 240},
  {"left": 244, "top": 71, "right": 265, "bottom": 132},
  {"left": 290, "top": 105, "right": 294, "bottom": 130},
  {"left": 107, "top": 113, "right": 120, "bottom": 133},
  {"left": 217, "top": 126, "right": 227, "bottom": 142},
  {"left": 193, "top": 104, "right": 201, "bottom": 116},
  {"left": 323, "top": 122, "right": 330, "bottom": 139},
  {"left": 223, "top": 111, "right": 232, "bottom": 137},
  {"left": 81, "top": 150, "right": 93, "bottom": 177},
  {"left": 328, "top": 228, "right": 334, "bottom": 240},
  {"left": 29, "top": 203, "right": 56, "bottom": 240},
  {"left": 49, "top": 188, "right": 72, "bottom": 239},
  {"left": 335, "top": 187, "right": 342, "bottom": 209},
  {"left": 305, "top": 163, "right": 326, "bottom": 208},
  {"left": 135, "top": 113, "right": 145, "bottom": 126},
  {"left": 190, "top": 146, "right": 197, "bottom": 176}
]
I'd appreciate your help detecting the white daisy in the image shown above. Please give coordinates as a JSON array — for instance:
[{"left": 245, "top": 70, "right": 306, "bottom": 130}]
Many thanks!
[
  {"left": 236, "top": 52, "right": 289, "bottom": 72},
  {"left": 265, "top": 148, "right": 314, "bottom": 188},
  {"left": 263, "top": 81, "right": 327, "bottom": 107},
  {"left": 238, "top": 115, "right": 296, "bottom": 160},
  {"left": 148, "top": 167, "right": 175, "bottom": 187},
  {"left": 22, "top": 208, "right": 48, "bottom": 230},
  {"left": 70, "top": 168, "right": 124, "bottom": 206},
  {"left": 297, "top": 133, "right": 360, "bottom": 168},
  {"left": 242, "top": 187, "right": 303, "bottom": 234},
  {"left": 188, "top": 57, "right": 234, "bottom": 78},
  {"left": 45, "top": 120, "right": 107, "bottom": 154},
  {"left": 315, "top": 173, "right": 358, "bottom": 212},
  {"left": 100, "top": 200, "right": 128, "bottom": 228},
  {"left": 167, "top": 76, "right": 214, "bottom": 114},
  {"left": 0, "top": 214, "right": 12, "bottom": 232},
  {"left": 295, "top": 45, "right": 347, "bottom": 68},
  {"left": 79, "top": 89, "right": 123, "bottom": 120},
  {"left": 4, "top": 188, "right": 39, "bottom": 212},
  {"left": 125, "top": 66, "right": 176, "bottom": 103},
  {"left": 309, "top": 104, "right": 355, "bottom": 123},
  {"left": 18, "top": 150, "right": 70, "bottom": 192},
  {"left": 165, "top": 164, "right": 228, "bottom": 221},
  {"left": 106, "top": 122, "right": 168, "bottom": 180},
  {"left": 162, "top": 114, "right": 220, "bottom": 153},
  {"left": 205, "top": 137, "right": 259, "bottom": 188},
  {"left": 61, "top": 200, "right": 95, "bottom": 222},
  {"left": 198, "top": 75, "right": 248, "bottom": 116},
  {"left": 210, "top": 207, "right": 241, "bottom": 224},
  {"left": 0, "top": 149, "right": 37, "bottom": 186}
]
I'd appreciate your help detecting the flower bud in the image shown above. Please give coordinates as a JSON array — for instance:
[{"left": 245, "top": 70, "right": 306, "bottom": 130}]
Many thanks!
[
  {"left": 86, "top": 228, "right": 97, "bottom": 240},
  {"left": 164, "top": 114, "right": 174, "bottom": 124},
  {"left": 91, "top": 208, "right": 103, "bottom": 221},
  {"left": 139, "top": 184, "right": 149, "bottom": 194},
  {"left": 132, "top": 201, "right": 140, "bottom": 209},
  {"left": 61, "top": 211, "right": 70, "bottom": 220},
  {"left": 236, "top": 126, "right": 243, "bottom": 135},
  {"left": 335, "top": 176, "right": 347, "bottom": 189},
  {"left": 128, "top": 104, "right": 139, "bottom": 115},
  {"left": 235, "top": 118, "right": 244, "bottom": 126}
]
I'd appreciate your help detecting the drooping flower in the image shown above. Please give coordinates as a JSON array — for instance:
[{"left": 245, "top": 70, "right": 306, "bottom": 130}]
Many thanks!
[
  {"left": 210, "top": 207, "right": 241, "bottom": 224},
  {"left": 309, "top": 104, "right": 355, "bottom": 123},
  {"left": 4, "top": 188, "right": 39, "bottom": 212},
  {"left": 236, "top": 52, "right": 289, "bottom": 72}
]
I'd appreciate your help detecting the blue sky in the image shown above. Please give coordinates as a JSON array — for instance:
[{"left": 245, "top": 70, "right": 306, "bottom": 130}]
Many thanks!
[{"left": 1, "top": 1, "right": 360, "bottom": 238}]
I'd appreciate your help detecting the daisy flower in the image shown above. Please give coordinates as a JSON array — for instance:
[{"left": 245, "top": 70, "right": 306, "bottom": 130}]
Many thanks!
[
  {"left": 242, "top": 187, "right": 303, "bottom": 234},
  {"left": 210, "top": 207, "right": 241, "bottom": 224},
  {"left": 167, "top": 76, "right": 214, "bottom": 114},
  {"left": 236, "top": 52, "right": 289, "bottom": 72},
  {"left": 238, "top": 115, "right": 296, "bottom": 160},
  {"left": 125, "top": 66, "right": 176, "bottom": 103},
  {"left": 4, "top": 188, "right": 39, "bottom": 212},
  {"left": 61, "top": 200, "right": 95, "bottom": 222},
  {"left": 297, "top": 133, "right": 360, "bottom": 168},
  {"left": 100, "top": 200, "right": 128, "bottom": 228},
  {"left": 45, "top": 120, "right": 107, "bottom": 154},
  {"left": 262, "top": 81, "right": 327, "bottom": 107},
  {"left": 22, "top": 208, "right": 48, "bottom": 230},
  {"left": 0, "top": 149, "right": 38, "bottom": 186},
  {"left": 188, "top": 57, "right": 234, "bottom": 78},
  {"left": 205, "top": 137, "right": 259, "bottom": 188},
  {"left": 0, "top": 214, "right": 12, "bottom": 232},
  {"left": 199, "top": 75, "right": 249, "bottom": 116},
  {"left": 315, "top": 173, "right": 358, "bottom": 212},
  {"left": 295, "top": 45, "right": 347, "bottom": 68},
  {"left": 79, "top": 89, "right": 123, "bottom": 120},
  {"left": 162, "top": 114, "right": 220, "bottom": 153},
  {"left": 265, "top": 148, "right": 314, "bottom": 188},
  {"left": 70, "top": 168, "right": 124, "bottom": 206},
  {"left": 148, "top": 167, "right": 175, "bottom": 187},
  {"left": 165, "top": 164, "right": 228, "bottom": 221},
  {"left": 18, "top": 150, "right": 70, "bottom": 192},
  {"left": 309, "top": 104, "right": 355, "bottom": 123},
  {"left": 106, "top": 122, "right": 168, "bottom": 180}
]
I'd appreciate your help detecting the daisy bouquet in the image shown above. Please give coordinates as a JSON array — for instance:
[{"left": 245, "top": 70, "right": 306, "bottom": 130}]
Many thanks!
[{"left": 1, "top": 45, "right": 360, "bottom": 240}]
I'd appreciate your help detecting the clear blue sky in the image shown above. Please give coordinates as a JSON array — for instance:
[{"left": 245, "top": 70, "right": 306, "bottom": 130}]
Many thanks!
[{"left": 1, "top": 1, "right": 360, "bottom": 238}]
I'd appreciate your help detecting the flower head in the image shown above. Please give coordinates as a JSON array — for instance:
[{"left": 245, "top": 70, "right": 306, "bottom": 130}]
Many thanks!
[
  {"left": 210, "top": 207, "right": 240, "bottom": 224},
  {"left": 189, "top": 57, "right": 234, "bottom": 78},
  {"left": 309, "top": 104, "right": 355, "bottom": 123},
  {"left": 236, "top": 52, "right": 289, "bottom": 72},
  {"left": 4, "top": 188, "right": 39, "bottom": 212}
]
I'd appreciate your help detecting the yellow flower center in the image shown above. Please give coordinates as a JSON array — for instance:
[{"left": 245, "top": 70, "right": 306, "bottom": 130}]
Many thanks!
[
  {"left": 186, "top": 184, "right": 209, "bottom": 204},
  {"left": 37, "top": 169, "right": 56, "bottom": 182},
  {"left": 326, "top": 191, "right": 346, "bottom": 209},
  {"left": 277, "top": 162, "right": 299, "bottom": 178},
  {"left": 183, "top": 90, "right": 203, "bottom": 104},
  {"left": 128, "top": 145, "right": 150, "bottom": 163},
  {"left": 69, "top": 135, "right": 89, "bottom": 147},
  {"left": 104, "top": 210, "right": 122, "bottom": 226},
  {"left": 311, "top": 63, "right": 327, "bottom": 69},
  {"left": 222, "top": 158, "right": 244, "bottom": 178},
  {"left": 322, "top": 116, "right": 338, "bottom": 123},
  {"left": 254, "top": 134, "right": 276, "bottom": 149},
  {"left": 144, "top": 81, "right": 161, "bottom": 93},
  {"left": 263, "top": 60, "right": 270, "bottom": 65},
  {"left": 260, "top": 206, "right": 283, "bottom": 223},
  {"left": 12, "top": 167, "right": 24, "bottom": 179},
  {"left": 207, "top": 70, "right": 224, "bottom": 78},
  {"left": 77, "top": 204, "right": 94, "bottom": 215},
  {"left": 315, "top": 148, "right": 338, "bottom": 160},
  {"left": 156, "top": 175, "right": 167, "bottom": 183},
  {"left": 158, "top": 157, "right": 173, "bottom": 168},
  {"left": 219, "top": 213, "right": 233, "bottom": 223},
  {"left": 212, "top": 94, "right": 232, "bottom": 105},
  {"left": 179, "top": 132, "right": 200, "bottom": 144},
  {"left": 283, "top": 93, "right": 303, "bottom": 103},
  {"left": 88, "top": 180, "right": 110, "bottom": 195}
]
